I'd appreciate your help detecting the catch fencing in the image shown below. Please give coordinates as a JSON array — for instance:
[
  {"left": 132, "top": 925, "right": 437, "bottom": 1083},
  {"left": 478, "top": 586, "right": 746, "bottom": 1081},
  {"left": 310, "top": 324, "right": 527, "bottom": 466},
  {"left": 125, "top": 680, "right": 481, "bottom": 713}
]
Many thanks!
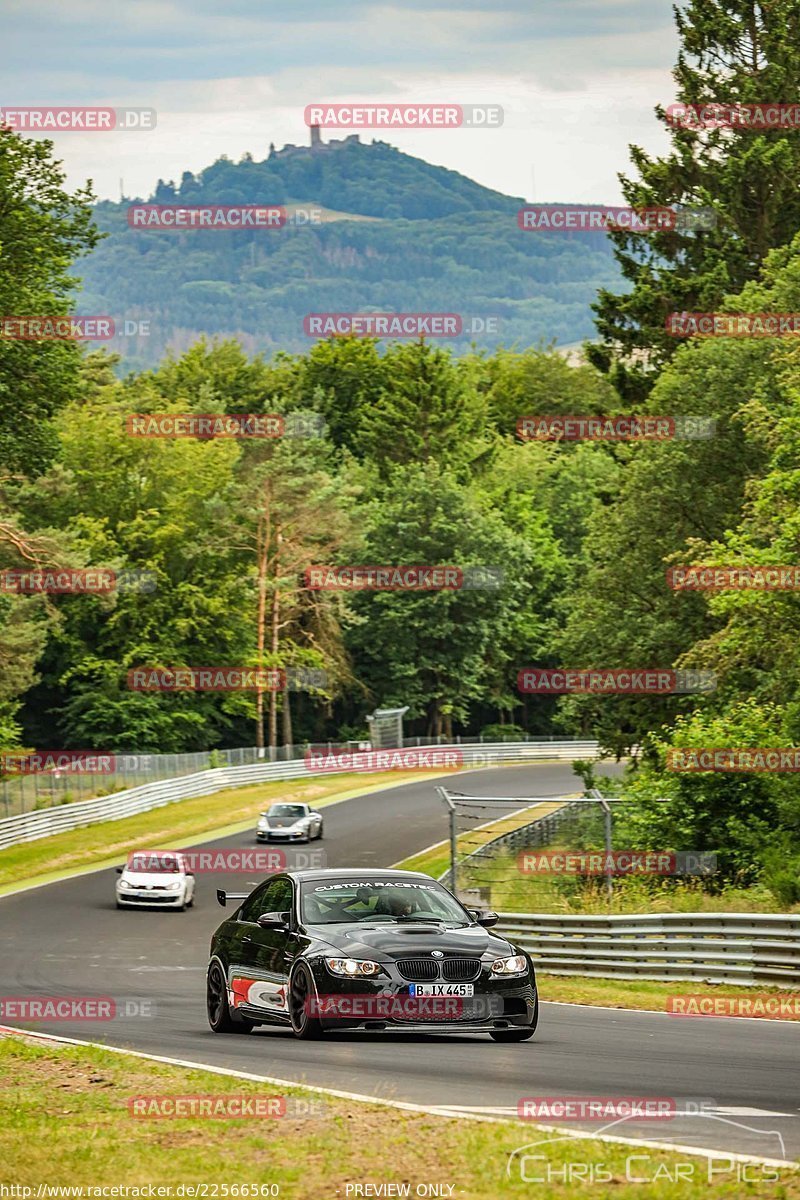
[{"left": 438, "top": 797, "right": 586, "bottom": 891}]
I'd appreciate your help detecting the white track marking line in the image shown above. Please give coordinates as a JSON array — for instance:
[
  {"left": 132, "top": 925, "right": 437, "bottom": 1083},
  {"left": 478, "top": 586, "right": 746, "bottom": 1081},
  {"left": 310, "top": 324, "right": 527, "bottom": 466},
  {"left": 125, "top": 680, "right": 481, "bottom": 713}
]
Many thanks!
[
  {"left": 542, "top": 999, "right": 800, "bottom": 1025},
  {"left": 0, "top": 1025, "right": 795, "bottom": 1168}
]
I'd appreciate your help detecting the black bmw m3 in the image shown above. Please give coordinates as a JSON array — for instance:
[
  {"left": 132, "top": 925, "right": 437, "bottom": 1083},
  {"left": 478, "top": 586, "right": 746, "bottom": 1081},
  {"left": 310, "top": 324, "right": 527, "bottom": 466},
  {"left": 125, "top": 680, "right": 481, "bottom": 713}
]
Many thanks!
[{"left": 206, "top": 868, "right": 538, "bottom": 1041}]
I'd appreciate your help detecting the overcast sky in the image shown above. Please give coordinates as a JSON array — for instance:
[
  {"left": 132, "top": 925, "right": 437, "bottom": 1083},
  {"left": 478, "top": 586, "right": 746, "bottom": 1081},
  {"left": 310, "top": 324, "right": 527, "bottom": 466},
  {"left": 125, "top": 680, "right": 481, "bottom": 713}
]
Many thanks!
[{"left": 3, "top": 0, "right": 680, "bottom": 203}]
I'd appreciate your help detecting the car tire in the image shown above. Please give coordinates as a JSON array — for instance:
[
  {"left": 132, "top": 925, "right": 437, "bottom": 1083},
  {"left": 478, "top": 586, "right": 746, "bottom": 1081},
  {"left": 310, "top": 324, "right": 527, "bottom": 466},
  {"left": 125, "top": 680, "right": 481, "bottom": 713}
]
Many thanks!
[
  {"left": 489, "top": 993, "right": 538, "bottom": 1042},
  {"left": 317, "top": 822, "right": 324, "bottom": 840},
  {"left": 289, "top": 964, "right": 324, "bottom": 1039},
  {"left": 207, "top": 961, "right": 254, "bottom": 1034}
]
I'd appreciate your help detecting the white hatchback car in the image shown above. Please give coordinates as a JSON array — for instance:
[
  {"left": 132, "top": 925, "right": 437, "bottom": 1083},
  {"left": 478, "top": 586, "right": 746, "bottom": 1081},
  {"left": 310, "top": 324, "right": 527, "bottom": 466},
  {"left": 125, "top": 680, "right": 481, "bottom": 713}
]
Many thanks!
[{"left": 116, "top": 850, "right": 195, "bottom": 910}]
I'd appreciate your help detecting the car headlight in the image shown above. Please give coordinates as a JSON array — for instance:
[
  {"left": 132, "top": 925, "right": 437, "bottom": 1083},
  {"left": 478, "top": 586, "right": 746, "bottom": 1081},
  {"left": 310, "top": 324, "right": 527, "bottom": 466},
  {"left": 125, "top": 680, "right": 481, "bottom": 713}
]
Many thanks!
[
  {"left": 118, "top": 879, "right": 134, "bottom": 890},
  {"left": 257, "top": 817, "right": 268, "bottom": 830},
  {"left": 490, "top": 954, "right": 528, "bottom": 976},
  {"left": 325, "top": 958, "right": 383, "bottom": 977},
  {"left": 166, "top": 880, "right": 183, "bottom": 891}
]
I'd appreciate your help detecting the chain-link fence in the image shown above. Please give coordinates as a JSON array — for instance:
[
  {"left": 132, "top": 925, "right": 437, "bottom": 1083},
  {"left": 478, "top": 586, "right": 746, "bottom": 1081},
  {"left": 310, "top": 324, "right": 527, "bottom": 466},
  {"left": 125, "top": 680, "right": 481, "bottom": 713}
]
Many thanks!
[
  {"left": 437, "top": 791, "right": 592, "bottom": 909},
  {"left": 438, "top": 789, "right": 717, "bottom": 914}
]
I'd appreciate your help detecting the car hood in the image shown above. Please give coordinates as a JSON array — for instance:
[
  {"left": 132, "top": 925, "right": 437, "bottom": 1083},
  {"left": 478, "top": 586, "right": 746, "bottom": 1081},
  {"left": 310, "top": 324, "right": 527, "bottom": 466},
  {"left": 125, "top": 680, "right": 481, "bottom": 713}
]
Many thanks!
[
  {"left": 306, "top": 920, "right": 514, "bottom": 959},
  {"left": 119, "top": 871, "right": 184, "bottom": 887},
  {"left": 263, "top": 816, "right": 305, "bottom": 827}
]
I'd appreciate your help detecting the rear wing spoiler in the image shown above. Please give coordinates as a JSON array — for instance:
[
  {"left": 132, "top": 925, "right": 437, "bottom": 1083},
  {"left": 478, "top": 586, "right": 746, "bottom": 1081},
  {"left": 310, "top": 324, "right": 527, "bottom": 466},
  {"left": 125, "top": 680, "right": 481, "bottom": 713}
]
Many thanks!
[{"left": 216, "top": 889, "right": 251, "bottom": 907}]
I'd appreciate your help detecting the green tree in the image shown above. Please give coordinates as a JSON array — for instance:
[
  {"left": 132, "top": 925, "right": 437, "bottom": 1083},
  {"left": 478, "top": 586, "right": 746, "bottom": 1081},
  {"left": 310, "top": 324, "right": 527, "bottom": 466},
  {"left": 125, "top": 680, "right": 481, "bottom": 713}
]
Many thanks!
[
  {"left": 617, "top": 701, "right": 800, "bottom": 898},
  {"left": 589, "top": 0, "right": 800, "bottom": 399},
  {"left": 0, "top": 127, "right": 101, "bottom": 474},
  {"left": 210, "top": 433, "right": 358, "bottom": 749},
  {"left": 355, "top": 339, "right": 489, "bottom": 471},
  {"left": 299, "top": 335, "right": 385, "bottom": 453},
  {"left": 558, "top": 334, "right": 777, "bottom": 754},
  {"left": 345, "top": 462, "right": 550, "bottom": 737}
]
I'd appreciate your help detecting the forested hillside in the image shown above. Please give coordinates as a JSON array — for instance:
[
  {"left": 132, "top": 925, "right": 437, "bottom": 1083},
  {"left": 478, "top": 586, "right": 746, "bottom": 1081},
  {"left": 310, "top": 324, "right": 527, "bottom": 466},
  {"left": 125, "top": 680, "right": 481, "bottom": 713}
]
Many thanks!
[{"left": 76, "top": 138, "right": 620, "bottom": 367}]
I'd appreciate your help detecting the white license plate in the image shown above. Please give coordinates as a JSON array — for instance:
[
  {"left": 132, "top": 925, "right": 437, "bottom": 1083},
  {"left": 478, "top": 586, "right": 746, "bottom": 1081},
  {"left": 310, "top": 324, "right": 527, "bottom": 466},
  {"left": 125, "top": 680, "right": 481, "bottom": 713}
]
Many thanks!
[{"left": 408, "top": 983, "right": 474, "bottom": 997}]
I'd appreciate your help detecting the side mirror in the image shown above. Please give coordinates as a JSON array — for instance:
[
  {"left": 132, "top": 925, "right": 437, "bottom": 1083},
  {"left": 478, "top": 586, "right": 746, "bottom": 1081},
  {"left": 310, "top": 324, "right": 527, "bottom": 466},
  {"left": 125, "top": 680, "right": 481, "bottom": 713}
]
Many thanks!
[
  {"left": 116, "top": 866, "right": 124, "bottom": 874},
  {"left": 257, "top": 910, "right": 290, "bottom": 930},
  {"left": 185, "top": 870, "right": 195, "bottom": 877},
  {"left": 475, "top": 910, "right": 499, "bottom": 928}
]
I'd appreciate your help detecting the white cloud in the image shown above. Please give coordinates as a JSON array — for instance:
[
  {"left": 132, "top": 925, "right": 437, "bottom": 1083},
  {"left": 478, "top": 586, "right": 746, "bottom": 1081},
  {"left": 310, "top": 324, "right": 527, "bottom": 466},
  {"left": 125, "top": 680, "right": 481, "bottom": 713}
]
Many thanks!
[{"left": 2, "top": 0, "right": 680, "bottom": 202}]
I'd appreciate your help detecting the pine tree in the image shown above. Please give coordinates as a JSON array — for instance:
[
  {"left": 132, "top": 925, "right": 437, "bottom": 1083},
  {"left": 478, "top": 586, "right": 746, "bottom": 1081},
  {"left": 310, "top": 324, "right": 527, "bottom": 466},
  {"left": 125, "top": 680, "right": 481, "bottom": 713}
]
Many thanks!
[
  {"left": 355, "top": 339, "right": 487, "bottom": 469},
  {"left": 589, "top": 0, "right": 800, "bottom": 400}
]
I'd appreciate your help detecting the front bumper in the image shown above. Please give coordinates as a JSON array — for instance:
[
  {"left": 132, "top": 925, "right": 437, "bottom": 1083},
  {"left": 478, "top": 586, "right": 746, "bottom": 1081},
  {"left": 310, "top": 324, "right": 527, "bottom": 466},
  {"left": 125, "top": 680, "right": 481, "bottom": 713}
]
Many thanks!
[
  {"left": 256, "top": 829, "right": 309, "bottom": 842},
  {"left": 307, "top": 960, "right": 536, "bottom": 1032},
  {"left": 116, "top": 890, "right": 185, "bottom": 907}
]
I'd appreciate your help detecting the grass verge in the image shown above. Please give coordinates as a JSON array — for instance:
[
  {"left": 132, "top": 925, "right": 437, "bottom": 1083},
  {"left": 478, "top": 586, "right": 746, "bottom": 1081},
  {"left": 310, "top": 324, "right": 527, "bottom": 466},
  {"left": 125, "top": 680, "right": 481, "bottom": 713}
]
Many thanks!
[
  {"left": 1, "top": 1033, "right": 795, "bottom": 1197},
  {"left": 0, "top": 768, "right": 458, "bottom": 895},
  {"left": 398, "top": 844, "right": 796, "bottom": 916},
  {"left": 460, "top": 849, "right": 797, "bottom": 915},
  {"left": 539, "top": 973, "right": 800, "bottom": 1016}
]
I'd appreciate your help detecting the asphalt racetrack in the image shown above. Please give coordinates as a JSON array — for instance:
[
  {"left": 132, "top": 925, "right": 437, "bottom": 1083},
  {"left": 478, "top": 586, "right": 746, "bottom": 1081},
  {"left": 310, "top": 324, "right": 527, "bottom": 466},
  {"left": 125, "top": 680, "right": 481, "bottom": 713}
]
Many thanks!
[{"left": 1, "top": 761, "right": 798, "bottom": 1164}]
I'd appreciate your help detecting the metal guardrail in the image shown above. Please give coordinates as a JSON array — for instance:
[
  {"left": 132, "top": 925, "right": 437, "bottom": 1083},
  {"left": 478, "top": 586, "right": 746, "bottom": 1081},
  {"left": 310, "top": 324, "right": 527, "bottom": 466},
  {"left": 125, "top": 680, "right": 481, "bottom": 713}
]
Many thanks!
[
  {"left": 497, "top": 911, "right": 800, "bottom": 986},
  {"left": 0, "top": 734, "right": 598, "bottom": 818},
  {"left": 0, "top": 740, "right": 600, "bottom": 851}
]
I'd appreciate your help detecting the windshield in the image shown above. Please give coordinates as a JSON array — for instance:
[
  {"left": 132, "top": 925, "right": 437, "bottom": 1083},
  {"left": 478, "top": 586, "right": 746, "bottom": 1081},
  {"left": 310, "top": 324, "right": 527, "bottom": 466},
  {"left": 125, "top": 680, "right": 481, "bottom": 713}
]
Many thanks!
[
  {"left": 128, "top": 854, "right": 180, "bottom": 874},
  {"left": 300, "top": 878, "right": 470, "bottom": 925},
  {"left": 268, "top": 804, "right": 306, "bottom": 819}
]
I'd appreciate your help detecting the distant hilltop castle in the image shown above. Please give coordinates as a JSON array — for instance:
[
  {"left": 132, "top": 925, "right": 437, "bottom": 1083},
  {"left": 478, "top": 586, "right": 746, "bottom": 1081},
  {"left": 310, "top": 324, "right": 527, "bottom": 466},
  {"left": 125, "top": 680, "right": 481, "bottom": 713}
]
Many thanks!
[{"left": 268, "top": 125, "right": 361, "bottom": 160}]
